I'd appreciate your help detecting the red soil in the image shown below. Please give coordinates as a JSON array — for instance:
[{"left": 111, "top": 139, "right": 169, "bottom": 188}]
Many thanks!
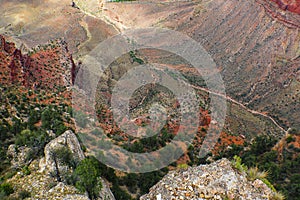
[
  {"left": 0, "top": 35, "right": 76, "bottom": 90},
  {"left": 269, "top": 0, "right": 300, "bottom": 14}
]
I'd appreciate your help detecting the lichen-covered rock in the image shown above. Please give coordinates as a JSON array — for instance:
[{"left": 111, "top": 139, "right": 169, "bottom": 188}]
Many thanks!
[
  {"left": 141, "top": 158, "right": 273, "bottom": 200},
  {"left": 99, "top": 179, "right": 116, "bottom": 200},
  {"left": 7, "top": 160, "right": 90, "bottom": 200}
]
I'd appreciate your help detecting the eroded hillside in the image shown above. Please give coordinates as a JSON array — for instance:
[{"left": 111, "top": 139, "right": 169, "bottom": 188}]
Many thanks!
[{"left": 100, "top": 0, "right": 300, "bottom": 130}]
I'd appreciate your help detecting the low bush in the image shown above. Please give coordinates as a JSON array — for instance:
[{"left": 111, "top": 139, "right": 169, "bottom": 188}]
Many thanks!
[{"left": 0, "top": 182, "right": 14, "bottom": 196}]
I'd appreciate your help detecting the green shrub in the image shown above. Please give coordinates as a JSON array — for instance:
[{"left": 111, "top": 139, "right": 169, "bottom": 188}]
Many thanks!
[
  {"left": 129, "top": 51, "right": 144, "bottom": 64},
  {"left": 231, "top": 155, "right": 248, "bottom": 173},
  {"left": 177, "top": 163, "right": 189, "bottom": 170},
  {"left": 73, "top": 157, "right": 102, "bottom": 200},
  {"left": 18, "top": 190, "right": 31, "bottom": 199},
  {"left": 74, "top": 111, "right": 88, "bottom": 128},
  {"left": 286, "top": 135, "right": 295, "bottom": 143},
  {"left": 2, "top": 170, "right": 17, "bottom": 181},
  {"left": 15, "top": 129, "right": 34, "bottom": 147},
  {"left": 0, "top": 182, "right": 14, "bottom": 196},
  {"left": 22, "top": 166, "right": 31, "bottom": 176},
  {"left": 261, "top": 178, "right": 276, "bottom": 192}
]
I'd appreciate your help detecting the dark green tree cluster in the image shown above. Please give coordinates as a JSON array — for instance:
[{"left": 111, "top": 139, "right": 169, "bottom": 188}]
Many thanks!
[
  {"left": 41, "top": 106, "right": 67, "bottom": 135},
  {"left": 0, "top": 182, "right": 14, "bottom": 199},
  {"left": 70, "top": 157, "right": 103, "bottom": 200},
  {"left": 217, "top": 135, "right": 300, "bottom": 200},
  {"left": 123, "top": 127, "right": 174, "bottom": 153},
  {"left": 0, "top": 87, "right": 70, "bottom": 176}
]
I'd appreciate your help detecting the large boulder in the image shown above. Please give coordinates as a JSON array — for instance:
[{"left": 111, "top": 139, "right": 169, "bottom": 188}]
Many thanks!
[{"left": 39, "top": 130, "right": 84, "bottom": 173}]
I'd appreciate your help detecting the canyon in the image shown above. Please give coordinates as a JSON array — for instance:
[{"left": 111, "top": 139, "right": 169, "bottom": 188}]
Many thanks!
[{"left": 0, "top": 0, "right": 299, "bottom": 199}]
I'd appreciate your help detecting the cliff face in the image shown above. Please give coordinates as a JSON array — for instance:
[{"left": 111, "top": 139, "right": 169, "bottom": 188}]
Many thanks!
[
  {"left": 141, "top": 159, "right": 274, "bottom": 200},
  {"left": 39, "top": 130, "right": 85, "bottom": 173},
  {"left": 0, "top": 35, "right": 76, "bottom": 89},
  {"left": 0, "top": 35, "right": 23, "bottom": 85}
]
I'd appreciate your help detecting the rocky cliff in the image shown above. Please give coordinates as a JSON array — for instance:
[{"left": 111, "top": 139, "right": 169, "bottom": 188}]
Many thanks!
[
  {"left": 141, "top": 159, "right": 275, "bottom": 200},
  {"left": 39, "top": 130, "right": 85, "bottom": 173},
  {"left": 0, "top": 35, "right": 76, "bottom": 89},
  {"left": 268, "top": 0, "right": 300, "bottom": 14}
]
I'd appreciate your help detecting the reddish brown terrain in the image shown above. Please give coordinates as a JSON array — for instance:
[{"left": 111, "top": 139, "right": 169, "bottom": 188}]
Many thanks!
[
  {"left": 98, "top": 0, "right": 300, "bottom": 130},
  {"left": 0, "top": 35, "right": 75, "bottom": 89},
  {"left": 269, "top": 0, "right": 300, "bottom": 14}
]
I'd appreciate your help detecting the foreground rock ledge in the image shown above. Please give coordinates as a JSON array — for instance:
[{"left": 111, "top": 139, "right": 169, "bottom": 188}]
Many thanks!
[
  {"left": 7, "top": 130, "right": 115, "bottom": 200},
  {"left": 141, "top": 158, "right": 273, "bottom": 200}
]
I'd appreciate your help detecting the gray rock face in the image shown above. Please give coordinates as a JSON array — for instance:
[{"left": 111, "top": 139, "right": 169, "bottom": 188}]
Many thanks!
[
  {"left": 141, "top": 159, "right": 273, "bottom": 200},
  {"left": 99, "top": 179, "right": 116, "bottom": 200},
  {"left": 39, "top": 130, "right": 85, "bottom": 173},
  {"left": 38, "top": 130, "right": 115, "bottom": 200}
]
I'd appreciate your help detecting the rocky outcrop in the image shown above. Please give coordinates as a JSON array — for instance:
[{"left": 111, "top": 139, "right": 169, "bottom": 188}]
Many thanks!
[
  {"left": 73, "top": 0, "right": 103, "bottom": 18},
  {"left": 38, "top": 130, "right": 115, "bottom": 200},
  {"left": 8, "top": 159, "right": 90, "bottom": 200},
  {"left": 0, "top": 35, "right": 24, "bottom": 85},
  {"left": 39, "top": 130, "right": 84, "bottom": 173},
  {"left": 141, "top": 159, "right": 274, "bottom": 200},
  {"left": 45, "top": 182, "right": 89, "bottom": 200}
]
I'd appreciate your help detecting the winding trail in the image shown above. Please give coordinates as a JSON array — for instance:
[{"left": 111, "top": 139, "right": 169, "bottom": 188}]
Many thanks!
[{"left": 189, "top": 84, "right": 287, "bottom": 134}]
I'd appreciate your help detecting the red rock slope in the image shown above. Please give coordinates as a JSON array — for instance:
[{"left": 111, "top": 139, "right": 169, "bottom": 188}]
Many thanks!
[
  {"left": 269, "top": 0, "right": 300, "bottom": 14},
  {"left": 0, "top": 35, "right": 76, "bottom": 89}
]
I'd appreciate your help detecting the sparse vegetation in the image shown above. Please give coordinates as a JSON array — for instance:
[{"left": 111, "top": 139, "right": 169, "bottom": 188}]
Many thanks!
[
  {"left": 49, "top": 146, "right": 75, "bottom": 182},
  {"left": 0, "top": 31, "right": 299, "bottom": 200},
  {"left": 270, "top": 191, "right": 285, "bottom": 200},
  {"left": 18, "top": 190, "right": 31, "bottom": 199},
  {"left": 129, "top": 50, "right": 144, "bottom": 64},
  {"left": 247, "top": 166, "right": 268, "bottom": 181}
]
